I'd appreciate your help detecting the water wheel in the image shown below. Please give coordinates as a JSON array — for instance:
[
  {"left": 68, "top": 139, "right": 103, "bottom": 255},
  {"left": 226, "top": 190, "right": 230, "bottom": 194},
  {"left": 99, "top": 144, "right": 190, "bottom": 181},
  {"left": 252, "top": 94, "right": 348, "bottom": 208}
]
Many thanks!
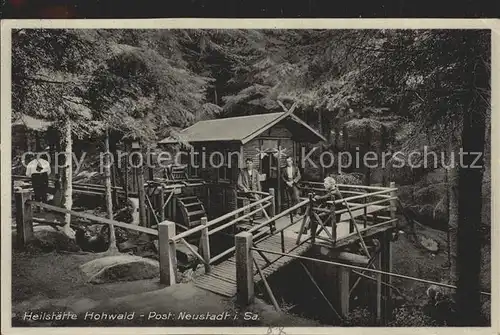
[{"left": 177, "top": 195, "right": 207, "bottom": 228}]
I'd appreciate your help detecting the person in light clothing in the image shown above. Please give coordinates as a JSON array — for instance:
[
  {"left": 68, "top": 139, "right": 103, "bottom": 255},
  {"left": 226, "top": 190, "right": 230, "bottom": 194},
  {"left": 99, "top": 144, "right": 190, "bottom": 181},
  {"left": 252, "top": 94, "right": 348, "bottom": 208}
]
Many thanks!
[
  {"left": 25, "top": 153, "right": 51, "bottom": 204},
  {"left": 306, "top": 176, "right": 344, "bottom": 235}
]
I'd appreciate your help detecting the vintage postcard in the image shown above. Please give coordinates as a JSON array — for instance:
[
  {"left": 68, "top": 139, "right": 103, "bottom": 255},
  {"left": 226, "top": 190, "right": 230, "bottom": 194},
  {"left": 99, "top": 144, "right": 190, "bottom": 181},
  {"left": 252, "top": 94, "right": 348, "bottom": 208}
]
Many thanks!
[{"left": 1, "top": 19, "right": 498, "bottom": 335}]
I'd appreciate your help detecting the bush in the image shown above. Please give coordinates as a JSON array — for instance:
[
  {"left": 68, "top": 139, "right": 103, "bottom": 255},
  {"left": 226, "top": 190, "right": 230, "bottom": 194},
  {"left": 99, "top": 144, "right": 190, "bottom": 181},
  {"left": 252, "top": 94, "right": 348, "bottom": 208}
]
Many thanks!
[{"left": 388, "top": 305, "right": 438, "bottom": 327}]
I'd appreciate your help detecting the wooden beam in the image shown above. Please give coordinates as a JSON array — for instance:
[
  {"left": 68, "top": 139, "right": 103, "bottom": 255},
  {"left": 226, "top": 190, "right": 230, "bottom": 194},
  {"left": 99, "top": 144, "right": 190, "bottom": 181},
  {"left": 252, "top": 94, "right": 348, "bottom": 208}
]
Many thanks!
[
  {"left": 30, "top": 201, "right": 158, "bottom": 235},
  {"left": 338, "top": 266, "right": 350, "bottom": 317},
  {"left": 253, "top": 258, "right": 281, "bottom": 312},
  {"left": 300, "top": 262, "right": 342, "bottom": 321},
  {"left": 179, "top": 237, "right": 207, "bottom": 265}
]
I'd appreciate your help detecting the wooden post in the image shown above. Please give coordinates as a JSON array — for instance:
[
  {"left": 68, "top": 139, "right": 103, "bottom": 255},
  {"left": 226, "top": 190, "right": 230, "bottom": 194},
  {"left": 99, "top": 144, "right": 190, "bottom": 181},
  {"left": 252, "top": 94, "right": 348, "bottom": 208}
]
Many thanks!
[
  {"left": 134, "top": 148, "right": 147, "bottom": 227},
  {"left": 276, "top": 143, "right": 281, "bottom": 213},
  {"left": 389, "top": 181, "right": 397, "bottom": 221},
  {"left": 330, "top": 194, "right": 337, "bottom": 243},
  {"left": 233, "top": 188, "right": 239, "bottom": 218},
  {"left": 235, "top": 231, "right": 254, "bottom": 305},
  {"left": 338, "top": 266, "right": 350, "bottom": 317},
  {"left": 381, "top": 230, "right": 393, "bottom": 324},
  {"left": 200, "top": 217, "right": 211, "bottom": 273},
  {"left": 158, "top": 220, "right": 177, "bottom": 286},
  {"left": 124, "top": 159, "right": 129, "bottom": 199},
  {"left": 384, "top": 181, "right": 396, "bottom": 322},
  {"left": 15, "top": 189, "right": 34, "bottom": 249},
  {"left": 148, "top": 152, "right": 154, "bottom": 181},
  {"left": 111, "top": 164, "right": 118, "bottom": 207},
  {"left": 206, "top": 185, "right": 211, "bottom": 214},
  {"left": 172, "top": 195, "right": 177, "bottom": 221},
  {"left": 363, "top": 196, "right": 368, "bottom": 228},
  {"left": 318, "top": 109, "right": 325, "bottom": 179},
  {"left": 375, "top": 242, "right": 383, "bottom": 323},
  {"left": 308, "top": 193, "right": 316, "bottom": 243},
  {"left": 269, "top": 188, "right": 276, "bottom": 217},
  {"left": 159, "top": 187, "right": 165, "bottom": 222}
]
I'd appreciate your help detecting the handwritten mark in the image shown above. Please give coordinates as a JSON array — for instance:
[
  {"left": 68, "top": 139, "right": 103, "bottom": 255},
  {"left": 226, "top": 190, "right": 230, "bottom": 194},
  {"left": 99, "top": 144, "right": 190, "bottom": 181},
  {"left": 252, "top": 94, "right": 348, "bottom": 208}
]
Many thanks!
[{"left": 267, "top": 326, "right": 286, "bottom": 335}]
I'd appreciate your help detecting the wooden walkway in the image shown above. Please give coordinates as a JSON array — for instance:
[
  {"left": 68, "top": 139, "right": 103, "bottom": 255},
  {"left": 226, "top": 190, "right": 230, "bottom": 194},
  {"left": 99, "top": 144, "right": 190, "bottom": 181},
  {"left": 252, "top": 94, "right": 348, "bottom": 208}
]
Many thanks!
[
  {"left": 193, "top": 203, "right": 390, "bottom": 297},
  {"left": 193, "top": 233, "right": 313, "bottom": 297}
]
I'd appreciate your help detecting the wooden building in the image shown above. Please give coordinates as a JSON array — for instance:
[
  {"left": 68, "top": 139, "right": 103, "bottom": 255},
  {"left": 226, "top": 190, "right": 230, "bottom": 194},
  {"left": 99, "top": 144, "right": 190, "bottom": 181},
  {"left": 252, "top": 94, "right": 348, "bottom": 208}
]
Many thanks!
[{"left": 159, "top": 111, "right": 326, "bottom": 215}]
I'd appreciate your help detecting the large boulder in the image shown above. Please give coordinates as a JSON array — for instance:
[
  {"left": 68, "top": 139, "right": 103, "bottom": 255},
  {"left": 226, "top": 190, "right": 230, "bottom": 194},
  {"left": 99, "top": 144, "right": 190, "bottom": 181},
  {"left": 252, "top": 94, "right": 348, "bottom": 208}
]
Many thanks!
[
  {"left": 80, "top": 255, "right": 159, "bottom": 284},
  {"left": 24, "top": 225, "right": 80, "bottom": 252}
]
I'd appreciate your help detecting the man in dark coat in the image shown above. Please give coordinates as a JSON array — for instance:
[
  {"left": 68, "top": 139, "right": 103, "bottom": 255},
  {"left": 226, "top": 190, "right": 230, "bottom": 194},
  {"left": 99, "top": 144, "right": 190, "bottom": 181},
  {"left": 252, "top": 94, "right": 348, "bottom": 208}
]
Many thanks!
[
  {"left": 237, "top": 158, "right": 261, "bottom": 195},
  {"left": 238, "top": 158, "right": 275, "bottom": 232},
  {"left": 281, "top": 156, "right": 301, "bottom": 216}
]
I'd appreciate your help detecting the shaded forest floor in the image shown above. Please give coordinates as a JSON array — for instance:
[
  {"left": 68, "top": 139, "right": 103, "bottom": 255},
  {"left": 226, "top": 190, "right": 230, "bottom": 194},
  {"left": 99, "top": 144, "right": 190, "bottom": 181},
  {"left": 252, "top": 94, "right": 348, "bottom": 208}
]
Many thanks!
[{"left": 11, "top": 246, "right": 319, "bottom": 327}]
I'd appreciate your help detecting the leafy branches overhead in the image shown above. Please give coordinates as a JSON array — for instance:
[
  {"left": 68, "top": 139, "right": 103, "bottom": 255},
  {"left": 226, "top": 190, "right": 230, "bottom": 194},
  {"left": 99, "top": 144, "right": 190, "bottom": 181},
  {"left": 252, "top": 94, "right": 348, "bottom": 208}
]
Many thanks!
[{"left": 12, "top": 28, "right": 490, "bottom": 150}]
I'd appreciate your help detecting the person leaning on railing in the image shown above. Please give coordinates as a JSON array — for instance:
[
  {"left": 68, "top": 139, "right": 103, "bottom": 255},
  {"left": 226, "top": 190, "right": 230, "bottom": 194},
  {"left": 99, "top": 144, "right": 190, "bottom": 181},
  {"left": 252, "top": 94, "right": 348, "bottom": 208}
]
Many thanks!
[
  {"left": 237, "top": 158, "right": 261, "bottom": 198},
  {"left": 237, "top": 157, "right": 261, "bottom": 218},
  {"left": 304, "top": 176, "right": 343, "bottom": 234},
  {"left": 237, "top": 158, "right": 276, "bottom": 232}
]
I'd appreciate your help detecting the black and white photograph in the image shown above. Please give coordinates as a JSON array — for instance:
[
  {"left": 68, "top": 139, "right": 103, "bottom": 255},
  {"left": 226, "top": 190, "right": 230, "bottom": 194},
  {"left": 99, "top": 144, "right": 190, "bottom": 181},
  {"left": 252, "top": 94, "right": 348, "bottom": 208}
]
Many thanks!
[{"left": 1, "top": 20, "right": 497, "bottom": 333}]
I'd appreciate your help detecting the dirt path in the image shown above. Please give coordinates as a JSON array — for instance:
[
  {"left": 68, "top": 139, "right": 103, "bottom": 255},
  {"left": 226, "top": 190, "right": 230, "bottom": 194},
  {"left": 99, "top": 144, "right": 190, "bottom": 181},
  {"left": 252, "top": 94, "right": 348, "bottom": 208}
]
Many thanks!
[{"left": 11, "top": 250, "right": 319, "bottom": 327}]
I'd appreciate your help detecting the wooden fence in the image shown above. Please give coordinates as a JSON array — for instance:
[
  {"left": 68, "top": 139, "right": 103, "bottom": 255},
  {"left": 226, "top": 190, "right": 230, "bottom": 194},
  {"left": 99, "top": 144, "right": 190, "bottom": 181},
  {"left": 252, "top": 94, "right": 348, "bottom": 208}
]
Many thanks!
[{"left": 167, "top": 190, "right": 276, "bottom": 275}]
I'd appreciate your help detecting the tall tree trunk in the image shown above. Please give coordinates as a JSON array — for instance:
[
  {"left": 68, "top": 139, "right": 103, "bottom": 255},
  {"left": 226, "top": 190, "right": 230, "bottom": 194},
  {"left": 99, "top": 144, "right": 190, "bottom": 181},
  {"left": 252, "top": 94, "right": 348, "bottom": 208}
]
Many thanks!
[
  {"left": 61, "top": 119, "right": 74, "bottom": 239},
  {"left": 447, "top": 164, "right": 459, "bottom": 282},
  {"left": 456, "top": 32, "right": 488, "bottom": 325},
  {"left": 105, "top": 129, "right": 118, "bottom": 252},
  {"left": 135, "top": 147, "right": 147, "bottom": 227},
  {"left": 364, "top": 126, "right": 372, "bottom": 185}
]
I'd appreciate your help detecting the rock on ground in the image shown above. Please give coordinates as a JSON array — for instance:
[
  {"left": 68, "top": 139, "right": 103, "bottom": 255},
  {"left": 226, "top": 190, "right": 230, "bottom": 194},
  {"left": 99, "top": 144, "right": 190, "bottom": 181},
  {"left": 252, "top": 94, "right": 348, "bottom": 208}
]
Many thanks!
[
  {"left": 80, "top": 255, "right": 159, "bottom": 284},
  {"left": 21, "top": 225, "right": 81, "bottom": 252}
]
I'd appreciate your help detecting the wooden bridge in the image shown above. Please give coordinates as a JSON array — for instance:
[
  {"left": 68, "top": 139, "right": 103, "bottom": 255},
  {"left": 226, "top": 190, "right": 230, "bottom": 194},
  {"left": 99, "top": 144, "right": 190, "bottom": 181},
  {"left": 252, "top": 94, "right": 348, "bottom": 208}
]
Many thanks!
[{"left": 167, "top": 182, "right": 399, "bottom": 303}]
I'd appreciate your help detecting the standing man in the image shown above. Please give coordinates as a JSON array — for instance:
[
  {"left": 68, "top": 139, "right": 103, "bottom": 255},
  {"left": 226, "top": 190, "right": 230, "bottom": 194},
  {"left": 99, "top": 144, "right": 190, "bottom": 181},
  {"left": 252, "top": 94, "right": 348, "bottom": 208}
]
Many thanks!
[
  {"left": 25, "top": 152, "right": 51, "bottom": 205},
  {"left": 237, "top": 158, "right": 261, "bottom": 197},
  {"left": 237, "top": 158, "right": 275, "bottom": 232},
  {"left": 281, "top": 156, "right": 301, "bottom": 217}
]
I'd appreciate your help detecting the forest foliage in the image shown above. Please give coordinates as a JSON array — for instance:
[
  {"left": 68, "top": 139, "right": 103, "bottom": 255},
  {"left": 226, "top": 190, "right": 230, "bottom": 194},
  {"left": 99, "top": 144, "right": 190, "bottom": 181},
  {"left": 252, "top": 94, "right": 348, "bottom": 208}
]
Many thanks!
[{"left": 12, "top": 28, "right": 489, "bottom": 152}]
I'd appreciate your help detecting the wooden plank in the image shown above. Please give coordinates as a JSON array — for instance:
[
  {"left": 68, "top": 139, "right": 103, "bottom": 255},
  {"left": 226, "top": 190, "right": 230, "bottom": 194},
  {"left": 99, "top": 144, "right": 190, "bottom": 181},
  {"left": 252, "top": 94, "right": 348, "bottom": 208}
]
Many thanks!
[
  {"left": 195, "top": 277, "right": 235, "bottom": 290},
  {"left": 194, "top": 282, "right": 235, "bottom": 297},
  {"left": 208, "top": 272, "right": 237, "bottom": 284},
  {"left": 30, "top": 201, "right": 158, "bottom": 235},
  {"left": 210, "top": 270, "right": 236, "bottom": 279},
  {"left": 209, "top": 271, "right": 237, "bottom": 282},
  {"left": 198, "top": 275, "right": 236, "bottom": 288}
]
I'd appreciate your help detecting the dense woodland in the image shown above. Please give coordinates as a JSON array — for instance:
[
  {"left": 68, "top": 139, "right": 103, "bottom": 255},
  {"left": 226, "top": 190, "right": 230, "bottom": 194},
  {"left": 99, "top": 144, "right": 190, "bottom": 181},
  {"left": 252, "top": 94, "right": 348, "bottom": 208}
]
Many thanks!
[{"left": 12, "top": 29, "right": 490, "bottom": 325}]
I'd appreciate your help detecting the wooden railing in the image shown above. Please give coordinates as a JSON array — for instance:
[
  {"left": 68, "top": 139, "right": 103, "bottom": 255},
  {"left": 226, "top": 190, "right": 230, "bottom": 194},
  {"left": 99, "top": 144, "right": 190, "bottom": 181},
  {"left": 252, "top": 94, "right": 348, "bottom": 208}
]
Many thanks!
[
  {"left": 15, "top": 181, "right": 401, "bottom": 289},
  {"left": 12, "top": 188, "right": 184, "bottom": 285},
  {"left": 235, "top": 181, "right": 401, "bottom": 310},
  {"left": 166, "top": 189, "right": 276, "bottom": 274}
]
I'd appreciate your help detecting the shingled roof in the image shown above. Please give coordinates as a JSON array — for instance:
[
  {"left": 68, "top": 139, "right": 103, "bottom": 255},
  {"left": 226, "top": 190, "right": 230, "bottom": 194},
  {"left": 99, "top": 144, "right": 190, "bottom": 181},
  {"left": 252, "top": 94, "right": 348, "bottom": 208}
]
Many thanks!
[{"left": 159, "top": 112, "right": 326, "bottom": 145}]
